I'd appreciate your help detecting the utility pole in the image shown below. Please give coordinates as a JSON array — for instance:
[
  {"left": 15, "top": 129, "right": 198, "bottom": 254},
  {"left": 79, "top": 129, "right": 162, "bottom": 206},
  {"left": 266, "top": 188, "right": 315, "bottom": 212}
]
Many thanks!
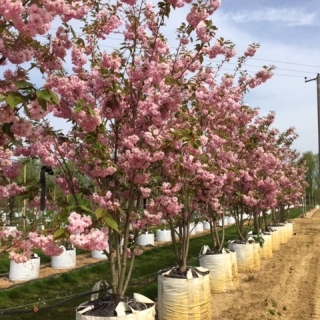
[{"left": 305, "top": 74, "right": 320, "bottom": 203}]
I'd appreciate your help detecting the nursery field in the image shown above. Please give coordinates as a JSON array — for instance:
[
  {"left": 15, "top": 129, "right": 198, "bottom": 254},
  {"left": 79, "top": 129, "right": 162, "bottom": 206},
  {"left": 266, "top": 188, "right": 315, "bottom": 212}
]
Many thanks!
[{"left": 0, "top": 207, "right": 319, "bottom": 320}]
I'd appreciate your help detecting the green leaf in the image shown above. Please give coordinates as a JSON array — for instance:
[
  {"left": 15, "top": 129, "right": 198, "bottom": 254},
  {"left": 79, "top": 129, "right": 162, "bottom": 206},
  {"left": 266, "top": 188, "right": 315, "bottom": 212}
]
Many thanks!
[
  {"left": 6, "top": 93, "right": 21, "bottom": 109},
  {"left": 95, "top": 208, "right": 106, "bottom": 219},
  {"left": 193, "top": 140, "right": 200, "bottom": 149},
  {"left": 38, "top": 98, "right": 47, "bottom": 111},
  {"left": 36, "top": 89, "right": 60, "bottom": 106},
  {"left": 74, "top": 105, "right": 83, "bottom": 113},
  {"left": 59, "top": 206, "right": 73, "bottom": 221},
  {"left": 49, "top": 90, "right": 60, "bottom": 105},
  {"left": 14, "top": 80, "right": 34, "bottom": 89},
  {"left": 36, "top": 89, "right": 52, "bottom": 102},
  {"left": 53, "top": 228, "right": 65, "bottom": 240},
  {"left": 103, "top": 214, "right": 119, "bottom": 233},
  {"left": 0, "top": 95, "right": 6, "bottom": 102},
  {"left": 88, "top": 106, "right": 94, "bottom": 116},
  {"left": 78, "top": 205, "right": 93, "bottom": 215},
  {"left": 2, "top": 123, "right": 14, "bottom": 139},
  {"left": 70, "top": 25, "right": 77, "bottom": 39}
]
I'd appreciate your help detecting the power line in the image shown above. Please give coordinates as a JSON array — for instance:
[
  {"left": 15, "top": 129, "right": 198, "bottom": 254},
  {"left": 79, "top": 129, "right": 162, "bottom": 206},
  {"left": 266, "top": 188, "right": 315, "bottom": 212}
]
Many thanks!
[
  {"left": 43, "top": 30, "right": 320, "bottom": 70},
  {"left": 214, "top": 67, "right": 305, "bottom": 79},
  {"left": 249, "top": 57, "right": 320, "bottom": 69}
]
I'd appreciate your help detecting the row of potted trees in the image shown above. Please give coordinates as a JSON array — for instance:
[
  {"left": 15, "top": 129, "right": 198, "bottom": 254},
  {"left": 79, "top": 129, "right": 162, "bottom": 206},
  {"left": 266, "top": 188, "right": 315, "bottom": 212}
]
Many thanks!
[
  {"left": 0, "top": 202, "right": 306, "bottom": 320},
  {"left": 0, "top": 0, "right": 308, "bottom": 318},
  {"left": 4, "top": 220, "right": 211, "bottom": 281}
]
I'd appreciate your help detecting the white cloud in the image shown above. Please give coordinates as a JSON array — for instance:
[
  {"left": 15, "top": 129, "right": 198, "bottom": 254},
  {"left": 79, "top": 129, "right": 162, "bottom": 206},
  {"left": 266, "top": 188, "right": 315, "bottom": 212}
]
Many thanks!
[{"left": 221, "top": 8, "right": 317, "bottom": 27}]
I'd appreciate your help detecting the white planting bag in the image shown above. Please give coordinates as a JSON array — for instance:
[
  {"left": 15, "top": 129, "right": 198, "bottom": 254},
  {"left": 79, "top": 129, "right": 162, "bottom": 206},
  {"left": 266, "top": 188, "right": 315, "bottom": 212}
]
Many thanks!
[
  {"left": 251, "top": 241, "right": 261, "bottom": 272},
  {"left": 9, "top": 254, "right": 40, "bottom": 281},
  {"left": 158, "top": 267, "right": 211, "bottom": 320},
  {"left": 271, "top": 225, "right": 287, "bottom": 244},
  {"left": 269, "top": 229, "right": 280, "bottom": 252},
  {"left": 228, "top": 240, "right": 254, "bottom": 273},
  {"left": 260, "top": 233, "right": 273, "bottom": 259},
  {"left": 284, "top": 221, "right": 293, "bottom": 239},
  {"left": 51, "top": 246, "right": 76, "bottom": 269},
  {"left": 199, "top": 246, "right": 239, "bottom": 293}
]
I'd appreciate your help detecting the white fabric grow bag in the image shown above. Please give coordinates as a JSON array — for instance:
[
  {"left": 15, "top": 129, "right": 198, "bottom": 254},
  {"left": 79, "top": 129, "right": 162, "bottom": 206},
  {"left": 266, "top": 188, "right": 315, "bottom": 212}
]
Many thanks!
[
  {"left": 285, "top": 222, "right": 293, "bottom": 239},
  {"left": 189, "top": 223, "right": 196, "bottom": 235},
  {"left": 194, "top": 222, "right": 204, "bottom": 233},
  {"left": 174, "top": 225, "right": 196, "bottom": 238},
  {"left": 227, "top": 216, "right": 235, "bottom": 225},
  {"left": 251, "top": 242, "right": 261, "bottom": 272},
  {"left": 228, "top": 240, "right": 254, "bottom": 273},
  {"left": 203, "top": 221, "right": 211, "bottom": 230},
  {"left": 156, "top": 230, "right": 172, "bottom": 242},
  {"left": 270, "top": 229, "right": 280, "bottom": 252},
  {"left": 271, "top": 225, "right": 287, "bottom": 244},
  {"left": 229, "top": 250, "right": 239, "bottom": 290},
  {"left": 91, "top": 249, "right": 108, "bottom": 260},
  {"left": 260, "top": 233, "right": 273, "bottom": 259},
  {"left": 76, "top": 281, "right": 155, "bottom": 320},
  {"left": 137, "top": 233, "right": 154, "bottom": 246},
  {"left": 199, "top": 246, "right": 239, "bottom": 293},
  {"left": 158, "top": 267, "right": 211, "bottom": 320},
  {"left": 9, "top": 254, "right": 40, "bottom": 281},
  {"left": 51, "top": 246, "right": 76, "bottom": 269}
]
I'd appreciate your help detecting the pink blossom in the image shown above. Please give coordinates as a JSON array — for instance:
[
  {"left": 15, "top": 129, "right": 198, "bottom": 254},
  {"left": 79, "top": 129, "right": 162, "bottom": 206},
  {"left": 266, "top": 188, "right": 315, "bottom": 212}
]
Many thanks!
[
  {"left": 67, "top": 212, "right": 92, "bottom": 234},
  {"left": 244, "top": 46, "right": 257, "bottom": 57},
  {"left": 140, "top": 187, "right": 151, "bottom": 198},
  {"left": 70, "top": 229, "right": 109, "bottom": 251}
]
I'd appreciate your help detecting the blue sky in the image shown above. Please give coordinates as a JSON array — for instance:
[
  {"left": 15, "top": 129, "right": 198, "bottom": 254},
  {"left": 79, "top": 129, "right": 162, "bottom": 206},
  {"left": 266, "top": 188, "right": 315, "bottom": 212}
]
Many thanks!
[{"left": 211, "top": 0, "right": 320, "bottom": 155}]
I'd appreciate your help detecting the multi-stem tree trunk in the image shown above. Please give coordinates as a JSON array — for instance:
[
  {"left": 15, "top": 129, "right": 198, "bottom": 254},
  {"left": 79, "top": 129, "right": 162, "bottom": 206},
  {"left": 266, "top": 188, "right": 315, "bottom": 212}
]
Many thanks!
[
  {"left": 253, "top": 213, "right": 260, "bottom": 235},
  {"left": 208, "top": 208, "right": 225, "bottom": 252}
]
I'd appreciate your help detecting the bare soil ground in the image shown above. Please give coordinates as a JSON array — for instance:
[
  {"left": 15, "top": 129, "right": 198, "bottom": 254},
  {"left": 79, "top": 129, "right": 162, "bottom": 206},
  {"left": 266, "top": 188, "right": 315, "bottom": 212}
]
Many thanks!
[{"left": 212, "top": 208, "right": 320, "bottom": 320}]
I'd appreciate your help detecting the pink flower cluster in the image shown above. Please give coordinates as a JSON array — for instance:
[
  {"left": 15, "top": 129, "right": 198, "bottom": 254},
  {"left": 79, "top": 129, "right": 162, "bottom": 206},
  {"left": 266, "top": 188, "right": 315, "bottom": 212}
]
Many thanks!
[
  {"left": 0, "top": 227, "right": 32, "bottom": 263},
  {"left": 196, "top": 21, "right": 213, "bottom": 43},
  {"left": 28, "top": 100, "right": 49, "bottom": 121},
  {"left": 186, "top": 6, "right": 209, "bottom": 27},
  {"left": 74, "top": 109, "right": 102, "bottom": 132},
  {"left": 0, "top": 183, "right": 26, "bottom": 199},
  {"left": 54, "top": 177, "right": 78, "bottom": 195},
  {"left": 70, "top": 228, "right": 109, "bottom": 251},
  {"left": 244, "top": 46, "right": 257, "bottom": 57},
  {"left": 29, "top": 232, "right": 64, "bottom": 256},
  {"left": 91, "top": 192, "right": 118, "bottom": 210},
  {"left": 10, "top": 120, "right": 32, "bottom": 137},
  {"left": 2, "top": 162, "right": 22, "bottom": 179},
  {"left": 0, "top": 227, "right": 21, "bottom": 241},
  {"left": 67, "top": 212, "right": 92, "bottom": 234},
  {"left": 0, "top": 105, "right": 15, "bottom": 124}
]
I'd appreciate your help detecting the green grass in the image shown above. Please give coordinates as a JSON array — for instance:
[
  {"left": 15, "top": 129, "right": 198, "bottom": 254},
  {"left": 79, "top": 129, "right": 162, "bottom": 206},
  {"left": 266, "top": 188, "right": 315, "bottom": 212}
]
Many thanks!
[{"left": 0, "top": 208, "right": 308, "bottom": 319}]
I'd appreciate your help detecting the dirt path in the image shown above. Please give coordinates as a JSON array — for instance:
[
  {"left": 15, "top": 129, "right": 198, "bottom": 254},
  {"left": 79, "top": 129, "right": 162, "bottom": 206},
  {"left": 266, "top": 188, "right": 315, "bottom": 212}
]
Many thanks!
[{"left": 212, "top": 209, "right": 320, "bottom": 320}]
